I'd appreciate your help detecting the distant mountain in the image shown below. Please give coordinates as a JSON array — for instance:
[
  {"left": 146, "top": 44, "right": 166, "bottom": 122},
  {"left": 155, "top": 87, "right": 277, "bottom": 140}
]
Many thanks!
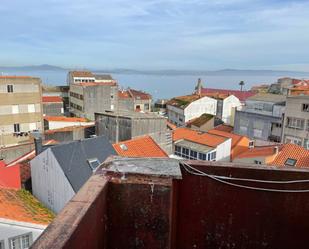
[
  {"left": 0, "top": 64, "right": 66, "bottom": 71},
  {"left": 0, "top": 64, "right": 309, "bottom": 76}
]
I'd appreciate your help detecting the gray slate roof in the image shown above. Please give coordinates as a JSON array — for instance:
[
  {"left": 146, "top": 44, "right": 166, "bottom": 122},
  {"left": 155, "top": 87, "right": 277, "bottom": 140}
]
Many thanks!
[{"left": 51, "top": 136, "right": 116, "bottom": 192}]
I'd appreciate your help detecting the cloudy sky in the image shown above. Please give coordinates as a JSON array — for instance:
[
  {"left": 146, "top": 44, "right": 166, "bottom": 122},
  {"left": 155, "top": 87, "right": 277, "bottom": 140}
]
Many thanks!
[{"left": 1, "top": 0, "right": 309, "bottom": 70}]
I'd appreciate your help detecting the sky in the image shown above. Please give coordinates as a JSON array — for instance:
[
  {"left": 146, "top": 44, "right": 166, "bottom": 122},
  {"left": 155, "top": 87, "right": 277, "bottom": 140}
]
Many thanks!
[{"left": 1, "top": 0, "right": 309, "bottom": 71}]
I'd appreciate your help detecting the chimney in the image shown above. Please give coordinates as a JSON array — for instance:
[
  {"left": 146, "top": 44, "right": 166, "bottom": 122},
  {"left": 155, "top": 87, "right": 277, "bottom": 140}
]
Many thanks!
[
  {"left": 195, "top": 78, "right": 203, "bottom": 97},
  {"left": 274, "top": 146, "right": 279, "bottom": 155},
  {"left": 34, "top": 137, "right": 43, "bottom": 156}
]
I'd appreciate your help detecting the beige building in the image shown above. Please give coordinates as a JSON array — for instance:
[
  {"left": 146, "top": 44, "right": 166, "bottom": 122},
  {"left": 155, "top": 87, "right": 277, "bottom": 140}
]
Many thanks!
[
  {"left": 282, "top": 95, "right": 309, "bottom": 149},
  {"left": 0, "top": 76, "right": 43, "bottom": 147}
]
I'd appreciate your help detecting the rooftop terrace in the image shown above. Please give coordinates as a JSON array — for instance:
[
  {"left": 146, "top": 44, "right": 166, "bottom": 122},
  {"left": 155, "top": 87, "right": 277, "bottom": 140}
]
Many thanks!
[{"left": 32, "top": 157, "right": 309, "bottom": 249}]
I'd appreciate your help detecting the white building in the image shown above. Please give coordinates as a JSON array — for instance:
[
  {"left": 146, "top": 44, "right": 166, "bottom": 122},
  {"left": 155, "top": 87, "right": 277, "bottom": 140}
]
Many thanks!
[
  {"left": 172, "top": 128, "right": 231, "bottom": 162},
  {"left": 0, "top": 188, "right": 53, "bottom": 249},
  {"left": 216, "top": 94, "right": 242, "bottom": 125},
  {"left": 31, "top": 136, "right": 116, "bottom": 213},
  {"left": 167, "top": 95, "right": 217, "bottom": 126}
]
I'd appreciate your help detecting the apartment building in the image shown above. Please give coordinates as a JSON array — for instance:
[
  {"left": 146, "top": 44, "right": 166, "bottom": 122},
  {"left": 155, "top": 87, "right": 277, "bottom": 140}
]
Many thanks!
[
  {"left": 68, "top": 71, "right": 118, "bottom": 120},
  {"left": 234, "top": 93, "right": 286, "bottom": 142},
  {"left": 0, "top": 76, "right": 43, "bottom": 147},
  {"left": 118, "top": 88, "right": 152, "bottom": 112},
  {"left": 282, "top": 95, "right": 309, "bottom": 149}
]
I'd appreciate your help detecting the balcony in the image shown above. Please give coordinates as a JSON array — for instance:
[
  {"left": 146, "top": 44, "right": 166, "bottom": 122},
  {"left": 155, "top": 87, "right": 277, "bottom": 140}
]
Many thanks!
[{"left": 32, "top": 157, "right": 309, "bottom": 249}]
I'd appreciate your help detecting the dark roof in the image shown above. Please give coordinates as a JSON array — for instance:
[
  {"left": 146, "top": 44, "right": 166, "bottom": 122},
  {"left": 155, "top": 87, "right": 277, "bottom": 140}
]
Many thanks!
[
  {"left": 187, "top": 114, "right": 214, "bottom": 127},
  {"left": 51, "top": 136, "right": 116, "bottom": 192}
]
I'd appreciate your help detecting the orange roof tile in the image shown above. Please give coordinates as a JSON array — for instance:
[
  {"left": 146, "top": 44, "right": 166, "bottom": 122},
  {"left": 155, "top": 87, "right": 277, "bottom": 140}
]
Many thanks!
[
  {"left": 236, "top": 146, "right": 278, "bottom": 159},
  {"left": 208, "top": 129, "right": 247, "bottom": 149},
  {"left": 113, "top": 136, "right": 168, "bottom": 158},
  {"left": 270, "top": 144, "right": 309, "bottom": 168},
  {"left": 44, "top": 116, "right": 88, "bottom": 122},
  {"left": 0, "top": 188, "right": 54, "bottom": 225},
  {"left": 173, "top": 128, "right": 227, "bottom": 147},
  {"left": 213, "top": 124, "right": 234, "bottom": 133},
  {"left": 42, "top": 96, "right": 63, "bottom": 103},
  {"left": 70, "top": 71, "right": 94, "bottom": 77}
]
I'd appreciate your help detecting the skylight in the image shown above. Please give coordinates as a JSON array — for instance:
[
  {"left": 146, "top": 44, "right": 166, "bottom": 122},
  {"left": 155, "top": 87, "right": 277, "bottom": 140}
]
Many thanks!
[
  {"left": 87, "top": 158, "right": 101, "bottom": 171},
  {"left": 284, "top": 158, "right": 297, "bottom": 167},
  {"left": 120, "top": 144, "right": 128, "bottom": 151}
]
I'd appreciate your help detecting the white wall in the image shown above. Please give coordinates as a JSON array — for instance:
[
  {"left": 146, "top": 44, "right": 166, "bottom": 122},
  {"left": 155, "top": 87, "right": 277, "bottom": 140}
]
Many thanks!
[
  {"left": 216, "top": 138, "right": 232, "bottom": 161},
  {"left": 31, "top": 148, "right": 75, "bottom": 213},
  {"left": 222, "top": 95, "right": 242, "bottom": 125},
  {"left": 167, "top": 105, "right": 185, "bottom": 126},
  {"left": 184, "top": 96, "right": 217, "bottom": 122},
  {"left": 0, "top": 218, "right": 46, "bottom": 249},
  {"left": 48, "top": 121, "right": 94, "bottom": 130}
]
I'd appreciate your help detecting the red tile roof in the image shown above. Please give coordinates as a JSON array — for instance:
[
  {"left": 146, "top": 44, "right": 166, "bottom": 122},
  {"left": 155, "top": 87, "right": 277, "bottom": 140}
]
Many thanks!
[
  {"left": 0, "top": 188, "right": 54, "bottom": 225},
  {"left": 208, "top": 129, "right": 247, "bottom": 149},
  {"left": 201, "top": 88, "right": 255, "bottom": 101},
  {"left": 70, "top": 71, "right": 94, "bottom": 77},
  {"left": 173, "top": 128, "right": 227, "bottom": 147},
  {"left": 0, "top": 162, "right": 21, "bottom": 189},
  {"left": 113, "top": 136, "right": 168, "bottom": 158},
  {"left": 44, "top": 116, "right": 88, "bottom": 122},
  {"left": 236, "top": 146, "right": 278, "bottom": 159},
  {"left": 118, "top": 89, "right": 151, "bottom": 100},
  {"left": 213, "top": 124, "right": 234, "bottom": 133},
  {"left": 271, "top": 144, "right": 309, "bottom": 168},
  {"left": 42, "top": 96, "right": 63, "bottom": 103}
]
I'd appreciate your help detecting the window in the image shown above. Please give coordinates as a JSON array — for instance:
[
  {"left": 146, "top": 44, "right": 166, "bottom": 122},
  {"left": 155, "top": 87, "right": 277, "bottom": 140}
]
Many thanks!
[
  {"left": 14, "top": 124, "right": 20, "bottom": 133},
  {"left": 190, "top": 150, "right": 198, "bottom": 160},
  {"left": 307, "top": 120, "right": 309, "bottom": 131},
  {"left": 286, "top": 117, "right": 305, "bottom": 130},
  {"left": 182, "top": 147, "right": 189, "bottom": 159},
  {"left": 198, "top": 153, "right": 207, "bottom": 161},
  {"left": 12, "top": 105, "right": 19, "bottom": 114},
  {"left": 210, "top": 151, "right": 216, "bottom": 161},
  {"left": 285, "top": 158, "right": 297, "bottom": 167},
  {"left": 175, "top": 145, "right": 181, "bottom": 156},
  {"left": 302, "top": 104, "right": 309, "bottom": 112},
  {"left": 304, "top": 139, "right": 309, "bottom": 150},
  {"left": 144, "top": 103, "right": 150, "bottom": 110},
  {"left": 87, "top": 158, "right": 101, "bottom": 171},
  {"left": 9, "top": 233, "right": 32, "bottom": 249},
  {"left": 7, "top": 84, "right": 13, "bottom": 93},
  {"left": 27, "top": 104, "right": 35, "bottom": 113},
  {"left": 254, "top": 160, "right": 262, "bottom": 165},
  {"left": 0, "top": 240, "right": 4, "bottom": 249},
  {"left": 249, "top": 141, "right": 254, "bottom": 148},
  {"left": 285, "top": 136, "right": 302, "bottom": 146}
]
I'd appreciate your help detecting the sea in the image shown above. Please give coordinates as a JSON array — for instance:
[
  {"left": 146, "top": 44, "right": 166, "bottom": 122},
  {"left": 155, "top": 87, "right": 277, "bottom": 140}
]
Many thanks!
[{"left": 2, "top": 69, "right": 309, "bottom": 100}]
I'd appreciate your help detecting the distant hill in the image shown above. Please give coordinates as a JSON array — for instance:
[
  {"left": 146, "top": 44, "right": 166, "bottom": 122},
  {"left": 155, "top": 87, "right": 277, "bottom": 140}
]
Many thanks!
[{"left": 0, "top": 65, "right": 309, "bottom": 76}]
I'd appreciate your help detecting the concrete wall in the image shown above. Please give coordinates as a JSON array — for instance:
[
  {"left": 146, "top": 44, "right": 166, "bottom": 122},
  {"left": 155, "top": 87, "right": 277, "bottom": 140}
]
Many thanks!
[
  {"left": 222, "top": 95, "right": 242, "bottom": 125},
  {"left": 0, "top": 219, "right": 46, "bottom": 249},
  {"left": 31, "top": 148, "right": 75, "bottom": 213},
  {"left": 216, "top": 138, "right": 232, "bottom": 161},
  {"left": 0, "top": 142, "right": 35, "bottom": 164},
  {"left": 234, "top": 110, "right": 282, "bottom": 141},
  {"left": 43, "top": 103, "right": 64, "bottom": 116}
]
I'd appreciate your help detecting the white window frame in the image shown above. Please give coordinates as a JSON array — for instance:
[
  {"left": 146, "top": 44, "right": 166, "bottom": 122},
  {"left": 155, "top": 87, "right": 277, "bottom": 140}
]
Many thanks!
[
  {"left": 27, "top": 104, "right": 35, "bottom": 113},
  {"left": 12, "top": 105, "right": 19, "bottom": 114},
  {"left": 9, "top": 232, "right": 33, "bottom": 249}
]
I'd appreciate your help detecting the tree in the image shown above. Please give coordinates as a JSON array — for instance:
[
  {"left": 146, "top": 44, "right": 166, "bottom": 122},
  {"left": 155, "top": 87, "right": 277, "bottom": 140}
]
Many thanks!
[{"left": 239, "top": 81, "right": 245, "bottom": 91}]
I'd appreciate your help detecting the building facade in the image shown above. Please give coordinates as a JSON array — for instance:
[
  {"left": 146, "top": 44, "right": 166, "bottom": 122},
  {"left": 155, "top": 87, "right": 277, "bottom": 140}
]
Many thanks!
[
  {"left": 167, "top": 95, "right": 217, "bottom": 127},
  {"left": 68, "top": 71, "right": 118, "bottom": 120},
  {"left": 0, "top": 76, "right": 43, "bottom": 147},
  {"left": 118, "top": 88, "right": 152, "bottom": 112},
  {"left": 234, "top": 93, "right": 285, "bottom": 142},
  {"left": 42, "top": 96, "right": 64, "bottom": 116},
  {"left": 95, "top": 111, "right": 172, "bottom": 154},
  {"left": 282, "top": 95, "right": 309, "bottom": 149}
]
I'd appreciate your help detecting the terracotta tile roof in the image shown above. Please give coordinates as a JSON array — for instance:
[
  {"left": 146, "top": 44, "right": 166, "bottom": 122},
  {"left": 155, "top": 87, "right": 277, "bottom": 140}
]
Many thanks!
[
  {"left": 208, "top": 129, "right": 247, "bottom": 149},
  {"left": 42, "top": 96, "right": 63, "bottom": 103},
  {"left": 167, "top": 121, "right": 177, "bottom": 130},
  {"left": 0, "top": 188, "right": 54, "bottom": 225},
  {"left": 118, "top": 89, "right": 151, "bottom": 100},
  {"left": 70, "top": 71, "right": 94, "bottom": 77},
  {"left": 173, "top": 128, "right": 227, "bottom": 147},
  {"left": 44, "top": 125, "right": 94, "bottom": 134},
  {"left": 201, "top": 88, "right": 255, "bottom": 101},
  {"left": 213, "top": 124, "right": 234, "bottom": 133},
  {"left": 44, "top": 116, "right": 88, "bottom": 122},
  {"left": 0, "top": 76, "right": 32, "bottom": 79},
  {"left": 270, "top": 144, "right": 309, "bottom": 168},
  {"left": 113, "top": 136, "right": 168, "bottom": 158},
  {"left": 236, "top": 145, "right": 278, "bottom": 159},
  {"left": 167, "top": 94, "right": 202, "bottom": 109}
]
